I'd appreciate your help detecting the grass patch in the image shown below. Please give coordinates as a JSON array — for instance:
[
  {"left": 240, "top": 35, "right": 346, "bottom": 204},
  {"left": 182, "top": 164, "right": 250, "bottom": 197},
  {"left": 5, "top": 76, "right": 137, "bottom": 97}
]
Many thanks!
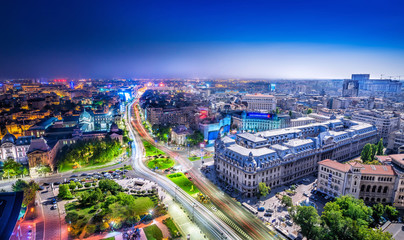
[
  {"left": 103, "top": 237, "right": 115, "bottom": 240},
  {"left": 144, "top": 224, "right": 163, "bottom": 240},
  {"left": 147, "top": 157, "right": 174, "bottom": 170},
  {"left": 132, "top": 197, "right": 155, "bottom": 215},
  {"left": 188, "top": 155, "right": 211, "bottom": 161},
  {"left": 167, "top": 172, "right": 199, "bottom": 195},
  {"left": 143, "top": 140, "right": 165, "bottom": 157},
  {"left": 163, "top": 217, "right": 181, "bottom": 238}
]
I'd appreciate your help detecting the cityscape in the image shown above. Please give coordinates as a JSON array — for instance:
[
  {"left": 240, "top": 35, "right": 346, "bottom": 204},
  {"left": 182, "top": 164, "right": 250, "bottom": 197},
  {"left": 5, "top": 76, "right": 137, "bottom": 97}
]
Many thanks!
[{"left": 1, "top": 1, "right": 404, "bottom": 240}]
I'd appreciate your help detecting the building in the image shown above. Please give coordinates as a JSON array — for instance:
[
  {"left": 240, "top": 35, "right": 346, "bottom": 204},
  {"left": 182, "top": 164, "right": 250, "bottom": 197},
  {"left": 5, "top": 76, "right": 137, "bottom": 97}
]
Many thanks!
[
  {"left": 387, "top": 130, "right": 404, "bottom": 154},
  {"left": 351, "top": 74, "right": 402, "bottom": 97},
  {"left": 318, "top": 154, "right": 404, "bottom": 209},
  {"left": 145, "top": 106, "right": 194, "bottom": 127},
  {"left": 26, "top": 117, "right": 58, "bottom": 138},
  {"left": 214, "top": 119, "right": 377, "bottom": 197},
  {"left": 290, "top": 117, "right": 316, "bottom": 127},
  {"left": 243, "top": 94, "right": 276, "bottom": 112},
  {"left": 78, "top": 109, "right": 115, "bottom": 132},
  {"left": 352, "top": 110, "right": 400, "bottom": 143},
  {"left": 342, "top": 79, "right": 359, "bottom": 97},
  {"left": 232, "top": 111, "right": 290, "bottom": 132},
  {"left": 199, "top": 115, "right": 231, "bottom": 145},
  {"left": 0, "top": 132, "right": 33, "bottom": 164},
  {"left": 318, "top": 159, "right": 396, "bottom": 204},
  {"left": 171, "top": 125, "right": 193, "bottom": 146}
]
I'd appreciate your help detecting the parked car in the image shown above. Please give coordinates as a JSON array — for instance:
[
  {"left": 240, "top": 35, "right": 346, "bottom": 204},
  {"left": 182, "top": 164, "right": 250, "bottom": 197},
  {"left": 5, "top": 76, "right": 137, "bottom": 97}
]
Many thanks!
[
  {"left": 303, "top": 192, "right": 309, "bottom": 197},
  {"left": 264, "top": 212, "right": 272, "bottom": 217},
  {"left": 70, "top": 174, "right": 78, "bottom": 178},
  {"left": 80, "top": 173, "right": 88, "bottom": 177},
  {"left": 257, "top": 207, "right": 265, "bottom": 212},
  {"left": 286, "top": 220, "right": 293, "bottom": 226},
  {"left": 266, "top": 209, "right": 274, "bottom": 213},
  {"left": 279, "top": 216, "right": 286, "bottom": 222},
  {"left": 285, "top": 214, "right": 291, "bottom": 220}
]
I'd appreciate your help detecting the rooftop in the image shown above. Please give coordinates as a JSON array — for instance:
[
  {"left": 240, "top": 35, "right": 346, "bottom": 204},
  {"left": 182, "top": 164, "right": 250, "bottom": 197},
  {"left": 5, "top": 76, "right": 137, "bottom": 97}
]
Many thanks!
[{"left": 318, "top": 159, "right": 352, "bottom": 173}]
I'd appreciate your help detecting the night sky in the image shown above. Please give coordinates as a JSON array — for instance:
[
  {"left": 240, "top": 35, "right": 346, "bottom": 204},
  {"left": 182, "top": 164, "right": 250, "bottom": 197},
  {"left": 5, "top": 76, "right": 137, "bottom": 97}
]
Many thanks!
[{"left": 0, "top": 0, "right": 403, "bottom": 79}]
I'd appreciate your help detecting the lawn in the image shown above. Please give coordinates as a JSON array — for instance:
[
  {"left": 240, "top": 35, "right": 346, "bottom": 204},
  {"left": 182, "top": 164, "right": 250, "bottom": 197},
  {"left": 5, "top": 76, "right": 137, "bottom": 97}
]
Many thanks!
[
  {"left": 167, "top": 172, "right": 199, "bottom": 195},
  {"left": 147, "top": 157, "right": 174, "bottom": 170},
  {"left": 143, "top": 140, "right": 165, "bottom": 156},
  {"left": 188, "top": 155, "right": 211, "bottom": 161},
  {"left": 163, "top": 217, "right": 181, "bottom": 238},
  {"left": 144, "top": 224, "right": 163, "bottom": 240},
  {"left": 132, "top": 197, "right": 155, "bottom": 215}
]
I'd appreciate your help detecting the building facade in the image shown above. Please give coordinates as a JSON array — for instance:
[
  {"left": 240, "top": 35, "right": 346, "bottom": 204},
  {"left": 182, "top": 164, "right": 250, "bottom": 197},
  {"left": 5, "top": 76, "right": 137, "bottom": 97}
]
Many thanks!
[
  {"left": 318, "top": 159, "right": 396, "bottom": 204},
  {"left": 243, "top": 94, "right": 276, "bottom": 112},
  {"left": 214, "top": 119, "right": 377, "bottom": 197},
  {"left": 232, "top": 111, "right": 290, "bottom": 132},
  {"left": 387, "top": 130, "right": 404, "bottom": 154},
  {"left": 352, "top": 110, "right": 400, "bottom": 143},
  {"left": 146, "top": 106, "right": 194, "bottom": 127},
  {"left": 0, "top": 133, "right": 33, "bottom": 164}
]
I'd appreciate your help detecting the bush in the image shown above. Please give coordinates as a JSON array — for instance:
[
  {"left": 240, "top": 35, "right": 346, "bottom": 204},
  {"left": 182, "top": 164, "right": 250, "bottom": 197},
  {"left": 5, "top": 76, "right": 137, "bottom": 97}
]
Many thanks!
[
  {"left": 84, "top": 183, "right": 91, "bottom": 188},
  {"left": 65, "top": 211, "right": 79, "bottom": 224}
]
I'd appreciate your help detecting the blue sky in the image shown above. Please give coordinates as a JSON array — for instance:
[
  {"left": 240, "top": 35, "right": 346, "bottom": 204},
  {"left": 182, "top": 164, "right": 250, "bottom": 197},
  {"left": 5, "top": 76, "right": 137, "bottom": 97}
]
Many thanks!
[{"left": 0, "top": 0, "right": 403, "bottom": 79}]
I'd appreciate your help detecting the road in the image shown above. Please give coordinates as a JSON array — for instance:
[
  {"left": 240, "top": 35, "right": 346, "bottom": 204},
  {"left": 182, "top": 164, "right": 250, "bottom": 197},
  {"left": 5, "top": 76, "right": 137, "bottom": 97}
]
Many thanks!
[
  {"left": 130, "top": 97, "right": 281, "bottom": 240},
  {"left": 125, "top": 98, "right": 244, "bottom": 240}
]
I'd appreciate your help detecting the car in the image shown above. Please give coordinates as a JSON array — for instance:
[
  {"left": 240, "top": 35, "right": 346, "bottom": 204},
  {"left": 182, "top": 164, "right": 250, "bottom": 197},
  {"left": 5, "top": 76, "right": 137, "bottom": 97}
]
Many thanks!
[
  {"left": 285, "top": 214, "right": 291, "bottom": 220},
  {"left": 42, "top": 182, "right": 50, "bottom": 186},
  {"left": 303, "top": 192, "right": 309, "bottom": 197},
  {"left": 101, "top": 172, "right": 106, "bottom": 174},
  {"left": 53, "top": 204, "right": 58, "bottom": 209},
  {"left": 264, "top": 212, "right": 272, "bottom": 217},
  {"left": 53, "top": 182, "right": 60, "bottom": 185},
  {"left": 279, "top": 216, "right": 286, "bottom": 221},
  {"left": 70, "top": 174, "right": 78, "bottom": 178},
  {"left": 80, "top": 173, "right": 88, "bottom": 177},
  {"left": 266, "top": 209, "right": 274, "bottom": 213},
  {"left": 286, "top": 220, "right": 293, "bottom": 226},
  {"left": 39, "top": 186, "right": 44, "bottom": 190},
  {"left": 257, "top": 207, "right": 265, "bottom": 212}
]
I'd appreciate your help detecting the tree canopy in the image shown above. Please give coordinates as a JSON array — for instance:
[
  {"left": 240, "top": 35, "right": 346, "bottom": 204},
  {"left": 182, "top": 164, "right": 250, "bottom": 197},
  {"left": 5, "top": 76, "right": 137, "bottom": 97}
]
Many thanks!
[
  {"left": 290, "top": 195, "right": 393, "bottom": 240},
  {"left": 258, "top": 182, "right": 270, "bottom": 197}
]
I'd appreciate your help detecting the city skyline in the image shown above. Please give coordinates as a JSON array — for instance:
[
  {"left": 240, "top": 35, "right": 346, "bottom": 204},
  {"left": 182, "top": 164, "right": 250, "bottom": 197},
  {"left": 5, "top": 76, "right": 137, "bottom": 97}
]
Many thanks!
[{"left": 1, "top": 0, "right": 403, "bottom": 79}]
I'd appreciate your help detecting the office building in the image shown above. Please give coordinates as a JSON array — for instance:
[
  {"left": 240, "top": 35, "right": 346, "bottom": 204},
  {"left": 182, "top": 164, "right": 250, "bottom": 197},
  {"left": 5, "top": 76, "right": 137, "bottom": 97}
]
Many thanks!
[
  {"left": 243, "top": 94, "right": 276, "bottom": 112},
  {"left": 232, "top": 111, "right": 290, "bottom": 132},
  {"left": 352, "top": 110, "right": 400, "bottom": 143},
  {"left": 214, "top": 119, "right": 377, "bottom": 197}
]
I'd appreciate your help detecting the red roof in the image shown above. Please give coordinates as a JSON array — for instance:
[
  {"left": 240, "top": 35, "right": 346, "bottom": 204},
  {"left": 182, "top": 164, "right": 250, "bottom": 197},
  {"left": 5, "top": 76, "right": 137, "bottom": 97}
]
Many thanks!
[
  {"left": 318, "top": 159, "right": 351, "bottom": 173},
  {"left": 389, "top": 154, "right": 404, "bottom": 167},
  {"left": 360, "top": 164, "right": 396, "bottom": 176}
]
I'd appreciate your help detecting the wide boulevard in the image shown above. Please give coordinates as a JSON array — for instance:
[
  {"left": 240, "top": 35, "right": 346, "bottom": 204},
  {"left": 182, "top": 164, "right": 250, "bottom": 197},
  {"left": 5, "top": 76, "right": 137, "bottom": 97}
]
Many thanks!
[{"left": 129, "top": 93, "right": 281, "bottom": 240}]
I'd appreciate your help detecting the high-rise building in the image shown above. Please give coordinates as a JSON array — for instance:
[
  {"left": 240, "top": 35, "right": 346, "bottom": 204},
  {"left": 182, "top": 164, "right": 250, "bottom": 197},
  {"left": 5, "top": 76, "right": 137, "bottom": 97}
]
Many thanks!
[
  {"left": 243, "top": 94, "right": 276, "bottom": 112},
  {"left": 342, "top": 79, "right": 359, "bottom": 97},
  {"left": 350, "top": 74, "right": 402, "bottom": 97}
]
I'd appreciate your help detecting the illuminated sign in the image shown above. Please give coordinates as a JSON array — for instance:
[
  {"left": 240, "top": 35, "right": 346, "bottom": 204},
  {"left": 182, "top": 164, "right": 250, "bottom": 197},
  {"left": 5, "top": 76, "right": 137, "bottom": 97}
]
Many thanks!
[{"left": 247, "top": 112, "right": 273, "bottom": 119}]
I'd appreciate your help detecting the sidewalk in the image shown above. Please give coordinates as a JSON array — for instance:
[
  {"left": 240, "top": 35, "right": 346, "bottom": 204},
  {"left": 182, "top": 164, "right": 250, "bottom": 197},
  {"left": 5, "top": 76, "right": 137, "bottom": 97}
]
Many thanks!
[{"left": 163, "top": 194, "right": 206, "bottom": 240}]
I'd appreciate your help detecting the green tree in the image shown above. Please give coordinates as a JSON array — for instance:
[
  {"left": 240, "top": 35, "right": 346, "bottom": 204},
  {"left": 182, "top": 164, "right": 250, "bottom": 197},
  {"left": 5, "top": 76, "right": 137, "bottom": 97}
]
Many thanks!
[
  {"left": 258, "top": 182, "right": 270, "bottom": 197},
  {"left": 69, "top": 181, "right": 77, "bottom": 190},
  {"left": 37, "top": 165, "right": 52, "bottom": 176},
  {"left": 22, "top": 181, "right": 39, "bottom": 207},
  {"left": 281, "top": 195, "right": 293, "bottom": 207},
  {"left": 98, "top": 179, "right": 122, "bottom": 195},
  {"left": 376, "top": 138, "right": 384, "bottom": 155},
  {"left": 187, "top": 131, "right": 204, "bottom": 146},
  {"left": 307, "top": 108, "right": 313, "bottom": 114},
  {"left": 290, "top": 206, "right": 322, "bottom": 240},
  {"left": 65, "top": 211, "right": 80, "bottom": 224},
  {"left": 276, "top": 107, "right": 280, "bottom": 114},
  {"left": 12, "top": 179, "right": 28, "bottom": 192},
  {"left": 58, "top": 184, "right": 73, "bottom": 199},
  {"left": 2, "top": 159, "right": 23, "bottom": 177},
  {"left": 361, "top": 143, "right": 372, "bottom": 162},
  {"left": 384, "top": 205, "right": 399, "bottom": 221},
  {"left": 372, "top": 203, "right": 385, "bottom": 225}
]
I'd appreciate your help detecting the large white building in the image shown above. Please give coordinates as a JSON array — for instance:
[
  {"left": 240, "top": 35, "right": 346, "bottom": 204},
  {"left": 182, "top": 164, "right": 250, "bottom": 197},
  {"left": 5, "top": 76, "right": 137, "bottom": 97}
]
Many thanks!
[
  {"left": 0, "top": 132, "right": 33, "bottom": 164},
  {"left": 214, "top": 119, "right": 377, "bottom": 197},
  {"left": 352, "top": 110, "right": 400, "bottom": 143},
  {"left": 318, "top": 155, "right": 404, "bottom": 209},
  {"left": 243, "top": 94, "right": 276, "bottom": 112}
]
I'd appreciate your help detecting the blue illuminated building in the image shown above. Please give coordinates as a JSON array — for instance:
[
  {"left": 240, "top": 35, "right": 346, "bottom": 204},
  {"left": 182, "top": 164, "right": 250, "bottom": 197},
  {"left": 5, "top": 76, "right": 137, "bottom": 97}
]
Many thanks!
[
  {"left": 199, "top": 115, "right": 231, "bottom": 145},
  {"left": 232, "top": 111, "right": 290, "bottom": 132}
]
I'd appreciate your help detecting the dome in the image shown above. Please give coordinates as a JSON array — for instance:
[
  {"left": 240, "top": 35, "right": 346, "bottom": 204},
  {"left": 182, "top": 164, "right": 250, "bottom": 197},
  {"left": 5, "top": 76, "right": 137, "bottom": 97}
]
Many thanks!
[
  {"left": 79, "top": 110, "right": 92, "bottom": 122},
  {"left": 1, "top": 132, "right": 17, "bottom": 144}
]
